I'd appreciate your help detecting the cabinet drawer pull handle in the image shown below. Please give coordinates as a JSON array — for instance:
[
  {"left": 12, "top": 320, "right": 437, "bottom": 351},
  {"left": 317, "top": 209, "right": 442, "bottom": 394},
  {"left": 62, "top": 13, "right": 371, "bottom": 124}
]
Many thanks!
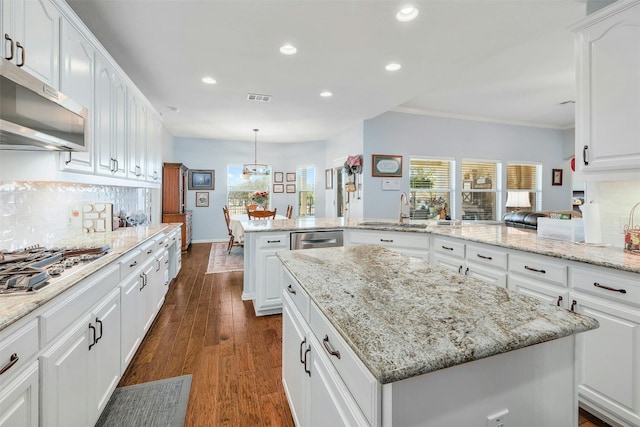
[
  {"left": 89, "top": 324, "right": 97, "bottom": 350},
  {"left": 0, "top": 353, "right": 19, "bottom": 375},
  {"left": 322, "top": 335, "right": 341, "bottom": 359},
  {"left": 165, "top": 259, "right": 169, "bottom": 265},
  {"left": 299, "top": 338, "right": 306, "bottom": 364},
  {"left": 583, "top": 145, "right": 589, "bottom": 166},
  {"left": 147, "top": 249, "right": 153, "bottom": 254},
  {"left": 16, "top": 41, "right": 24, "bottom": 67},
  {"left": 304, "top": 346, "right": 311, "bottom": 376},
  {"left": 286, "top": 284, "right": 297, "bottom": 295},
  {"left": 4, "top": 34, "right": 13, "bottom": 60},
  {"left": 524, "top": 265, "right": 546, "bottom": 274},
  {"left": 95, "top": 317, "right": 103, "bottom": 343},
  {"left": 570, "top": 300, "right": 577, "bottom": 312},
  {"left": 476, "top": 254, "right": 492, "bottom": 260},
  {"left": 267, "top": 240, "right": 281, "bottom": 243},
  {"left": 458, "top": 265, "right": 463, "bottom": 274},
  {"left": 464, "top": 267, "right": 469, "bottom": 276},
  {"left": 380, "top": 239, "right": 394, "bottom": 243},
  {"left": 557, "top": 296, "right": 563, "bottom": 306},
  {"left": 593, "top": 282, "right": 626, "bottom": 294},
  {"left": 441, "top": 245, "right": 454, "bottom": 251},
  {"left": 130, "top": 260, "right": 138, "bottom": 268}
]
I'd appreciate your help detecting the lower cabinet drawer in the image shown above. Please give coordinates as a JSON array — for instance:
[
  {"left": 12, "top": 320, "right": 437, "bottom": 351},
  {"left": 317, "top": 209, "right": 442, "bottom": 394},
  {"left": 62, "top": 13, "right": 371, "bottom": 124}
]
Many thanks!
[
  {"left": 0, "top": 319, "right": 39, "bottom": 386},
  {"left": 433, "top": 237, "right": 465, "bottom": 259},
  {"left": 570, "top": 266, "right": 640, "bottom": 307},
  {"left": 509, "top": 253, "right": 567, "bottom": 287},
  {"left": 309, "top": 302, "right": 378, "bottom": 425},
  {"left": 282, "top": 267, "right": 309, "bottom": 321}
]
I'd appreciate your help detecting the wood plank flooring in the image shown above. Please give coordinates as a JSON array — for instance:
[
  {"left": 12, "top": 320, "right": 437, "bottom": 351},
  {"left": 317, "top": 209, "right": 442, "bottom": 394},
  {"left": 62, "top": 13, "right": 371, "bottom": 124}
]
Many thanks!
[{"left": 120, "top": 242, "right": 611, "bottom": 427}]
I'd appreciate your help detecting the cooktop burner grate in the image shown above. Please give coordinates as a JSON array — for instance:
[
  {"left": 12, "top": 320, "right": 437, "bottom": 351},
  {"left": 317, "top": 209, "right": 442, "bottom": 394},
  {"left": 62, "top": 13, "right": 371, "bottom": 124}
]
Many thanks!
[{"left": 0, "top": 245, "right": 110, "bottom": 294}]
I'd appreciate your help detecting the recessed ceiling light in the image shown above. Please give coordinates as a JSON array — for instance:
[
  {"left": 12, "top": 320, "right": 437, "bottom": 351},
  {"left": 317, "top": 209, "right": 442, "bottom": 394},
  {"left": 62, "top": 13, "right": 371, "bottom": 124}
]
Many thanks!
[
  {"left": 320, "top": 91, "right": 332, "bottom": 98},
  {"left": 201, "top": 76, "right": 217, "bottom": 85},
  {"left": 385, "top": 63, "right": 402, "bottom": 71},
  {"left": 396, "top": 6, "right": 419, "bottom": 22},
  {"left": 280, "top": 44, "right": 297, "bottom": 55}
]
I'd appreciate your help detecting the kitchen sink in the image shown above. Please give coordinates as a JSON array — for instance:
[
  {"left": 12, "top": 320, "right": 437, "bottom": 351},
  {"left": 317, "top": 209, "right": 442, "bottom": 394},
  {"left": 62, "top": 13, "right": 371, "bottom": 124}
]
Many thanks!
[{"left": 359, "top": 221, "right": 427, "bottom": 229}]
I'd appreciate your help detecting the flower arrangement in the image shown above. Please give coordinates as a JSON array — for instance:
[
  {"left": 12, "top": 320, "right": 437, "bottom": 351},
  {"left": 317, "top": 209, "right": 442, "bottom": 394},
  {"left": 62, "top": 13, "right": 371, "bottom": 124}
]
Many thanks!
[{"left": 251, "top": 191, "right": 269, "bottom": 205}]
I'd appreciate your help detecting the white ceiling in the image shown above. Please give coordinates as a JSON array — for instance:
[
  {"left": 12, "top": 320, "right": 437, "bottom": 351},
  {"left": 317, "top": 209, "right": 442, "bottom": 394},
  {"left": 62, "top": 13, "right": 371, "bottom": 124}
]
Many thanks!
[{"left": 67, "top": 0, "right": 587, "bottom": 144}]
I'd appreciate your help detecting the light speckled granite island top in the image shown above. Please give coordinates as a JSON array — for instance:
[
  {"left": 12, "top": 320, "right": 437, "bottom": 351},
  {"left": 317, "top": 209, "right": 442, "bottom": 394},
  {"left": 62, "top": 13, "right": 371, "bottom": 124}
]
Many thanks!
[
  {"left": 278, "top": 245, "right": 599, "bottom": 384},
  {"left": 241, "top": 217, "right": 640, "bottom": 274},
  {"left": 0, "top": 224, "right": 179, "bottom": 332}
]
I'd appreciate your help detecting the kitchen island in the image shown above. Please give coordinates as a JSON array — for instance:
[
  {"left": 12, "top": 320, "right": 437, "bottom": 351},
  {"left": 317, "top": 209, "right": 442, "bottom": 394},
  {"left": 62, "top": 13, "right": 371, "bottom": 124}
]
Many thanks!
[{"left": 278, "top": 245, "right": 599, "bottom": 426}]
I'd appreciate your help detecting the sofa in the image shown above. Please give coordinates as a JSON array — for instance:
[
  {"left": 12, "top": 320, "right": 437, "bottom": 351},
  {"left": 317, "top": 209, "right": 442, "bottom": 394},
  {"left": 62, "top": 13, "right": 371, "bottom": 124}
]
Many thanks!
[{"left": 503, "top": 210, "right": 581, "bottom": 230}]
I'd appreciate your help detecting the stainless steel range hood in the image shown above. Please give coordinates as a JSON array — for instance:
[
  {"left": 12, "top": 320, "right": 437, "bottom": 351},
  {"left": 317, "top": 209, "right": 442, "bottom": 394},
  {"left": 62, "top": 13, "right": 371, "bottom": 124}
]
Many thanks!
[{"left": 0, "top": 59, "right": 88, "bottom": 151}]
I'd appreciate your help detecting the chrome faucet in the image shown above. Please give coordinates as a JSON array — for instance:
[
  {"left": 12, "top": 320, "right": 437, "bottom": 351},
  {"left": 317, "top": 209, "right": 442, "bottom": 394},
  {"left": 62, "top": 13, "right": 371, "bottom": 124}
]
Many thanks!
[{"left": 399, "top": 192, "right": 410, "bottom": 224}]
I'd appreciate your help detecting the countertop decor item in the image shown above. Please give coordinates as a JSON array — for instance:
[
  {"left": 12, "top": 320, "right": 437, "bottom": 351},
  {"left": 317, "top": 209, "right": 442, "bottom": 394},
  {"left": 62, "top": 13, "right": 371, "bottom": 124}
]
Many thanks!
[{"left": 624, "top": 202, "right": 640, "bottom": 254}]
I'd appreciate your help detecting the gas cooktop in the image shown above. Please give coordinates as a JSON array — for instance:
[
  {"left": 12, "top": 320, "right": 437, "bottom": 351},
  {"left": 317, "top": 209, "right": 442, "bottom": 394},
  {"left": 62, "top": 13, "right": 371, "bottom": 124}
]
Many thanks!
[{"left": 0, "top": 245, "right": 110, "bottom": 295}]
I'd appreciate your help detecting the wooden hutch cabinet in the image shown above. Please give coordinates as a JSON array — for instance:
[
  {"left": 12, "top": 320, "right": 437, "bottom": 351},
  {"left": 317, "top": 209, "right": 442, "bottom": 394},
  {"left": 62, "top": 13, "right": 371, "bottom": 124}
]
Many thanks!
[{"left": 162, "top": 162, "right": 192, "bottom": 252}]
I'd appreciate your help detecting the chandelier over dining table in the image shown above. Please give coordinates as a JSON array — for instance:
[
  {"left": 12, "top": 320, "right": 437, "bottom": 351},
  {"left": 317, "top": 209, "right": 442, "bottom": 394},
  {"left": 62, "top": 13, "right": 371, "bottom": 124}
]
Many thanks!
[{"left": 242, "top": 128, "right": 270, "bottom": 178}]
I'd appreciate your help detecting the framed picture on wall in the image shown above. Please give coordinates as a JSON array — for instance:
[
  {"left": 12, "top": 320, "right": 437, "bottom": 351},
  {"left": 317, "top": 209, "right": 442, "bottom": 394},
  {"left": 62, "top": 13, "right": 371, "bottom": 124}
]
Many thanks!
[
  {"left": 273, "top": 184, "right": 284, "bottom": 193},
  {"left": 552, "top": 169, "right": 563, "bottom": 186},
  {"left": 286, "top": 172, "right": 296, "bottom": 182},
  {"left": 372, "top": 154, "right": 402, "bottom": 177},
  {"left": 195, "top": 192, "right": 209, "bottom": 207},
  {"left": 286, "top": 184, "right": 296, "bottom": 193},
  {"left": 325, "top": 169, "right": 333, "bottom": 189},
  {"left": 274, "top": 172, "right": 284, "bottom": 183},
  {"left": 188, "top": 169, "right": 215, "bottom": 190}
]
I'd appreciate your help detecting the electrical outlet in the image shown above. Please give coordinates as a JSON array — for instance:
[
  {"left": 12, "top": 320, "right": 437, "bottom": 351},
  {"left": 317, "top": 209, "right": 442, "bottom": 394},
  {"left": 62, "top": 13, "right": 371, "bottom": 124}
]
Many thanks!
[{"left": 487, "top": 409, "right": 509, "bottom": 427}]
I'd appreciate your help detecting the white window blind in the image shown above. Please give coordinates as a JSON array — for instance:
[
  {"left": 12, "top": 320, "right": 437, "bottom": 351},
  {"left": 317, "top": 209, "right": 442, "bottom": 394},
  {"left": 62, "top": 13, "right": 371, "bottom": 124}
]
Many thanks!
[
  {"left": 409, "top": 158, "right": 453, "bottom": 219},
  {"left": 227, "top": 165, "right": 270, "bottom": 215},
  {"left": 297, "top": 167, "right": 315, "bottom": 217},
  {"left": 461, "top": 160, "right": 499, "bottom": 220},
  {"left": 506, "top": 163, "right": 541, "bottom": 210}
]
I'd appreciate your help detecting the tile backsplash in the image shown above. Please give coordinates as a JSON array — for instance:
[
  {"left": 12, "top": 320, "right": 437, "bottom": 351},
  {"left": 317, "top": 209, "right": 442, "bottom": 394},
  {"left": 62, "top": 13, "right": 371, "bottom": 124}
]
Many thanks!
[
  {"left": 0, "top": 181, "right": 150, "bottom": 250},
  {"left": 588, "top": 180, "right": 640, "bottom": 248}
]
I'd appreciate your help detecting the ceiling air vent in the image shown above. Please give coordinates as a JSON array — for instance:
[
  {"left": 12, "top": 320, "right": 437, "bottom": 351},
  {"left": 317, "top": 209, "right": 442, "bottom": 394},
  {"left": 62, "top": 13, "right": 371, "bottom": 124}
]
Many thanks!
[{"left": 247, "top": 93, "right": 272, "bottom": 103}]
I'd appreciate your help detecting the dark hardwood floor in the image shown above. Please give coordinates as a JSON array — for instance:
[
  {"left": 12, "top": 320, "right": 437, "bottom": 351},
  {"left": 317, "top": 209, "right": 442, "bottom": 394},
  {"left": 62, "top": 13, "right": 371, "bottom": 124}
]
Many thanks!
[{"left": 121, "top": 242, "right": 610, "bottom": 427}]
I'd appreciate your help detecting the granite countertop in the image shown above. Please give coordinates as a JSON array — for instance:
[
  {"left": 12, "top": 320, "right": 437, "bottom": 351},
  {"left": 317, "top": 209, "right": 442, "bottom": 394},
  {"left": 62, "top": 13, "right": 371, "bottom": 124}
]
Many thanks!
[
  {"left": 278, "top": 245, "right": 599, "bottom": 384},
  {"left": 0, "top": 224, "right": 179, "bottom": 332},
  {"left": 241, "top": 217, "right": 640, "bottom": 274}
]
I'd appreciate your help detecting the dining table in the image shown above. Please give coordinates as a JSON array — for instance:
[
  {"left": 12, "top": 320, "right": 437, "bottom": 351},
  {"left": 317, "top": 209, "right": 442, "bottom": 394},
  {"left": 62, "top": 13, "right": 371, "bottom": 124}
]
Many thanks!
[{"left": 229, "top": 213, "right": 287, "bottom": 243}]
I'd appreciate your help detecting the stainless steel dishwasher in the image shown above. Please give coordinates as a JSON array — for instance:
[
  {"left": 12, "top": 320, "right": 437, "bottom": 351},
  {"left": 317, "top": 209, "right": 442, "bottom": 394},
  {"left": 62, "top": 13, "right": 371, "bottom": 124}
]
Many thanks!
[{"left": 290, "top": 230, "right": 344, "bottom": 250}]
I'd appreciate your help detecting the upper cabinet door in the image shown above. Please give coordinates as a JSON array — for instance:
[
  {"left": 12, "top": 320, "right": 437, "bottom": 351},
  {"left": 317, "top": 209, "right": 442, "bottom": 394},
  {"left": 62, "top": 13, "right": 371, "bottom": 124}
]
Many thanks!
[
  {"left": 59, "top": 17, "right": 94, "bottom": 173},
  {"left": 573, "top": 1, "right": 640, "bottom": 176},
  {"left": 1, "top": 0, "right": 60, "bottom": 87}
]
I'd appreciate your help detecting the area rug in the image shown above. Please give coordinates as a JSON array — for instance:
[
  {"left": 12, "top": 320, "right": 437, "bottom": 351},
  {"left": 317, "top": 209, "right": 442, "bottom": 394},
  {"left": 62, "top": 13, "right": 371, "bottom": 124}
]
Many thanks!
[
  {"left": 95, "top": 375, "right": 192, "bottom": 427},
  {"left": 206, "top": 242, "right": 244, "bottom": 274}
]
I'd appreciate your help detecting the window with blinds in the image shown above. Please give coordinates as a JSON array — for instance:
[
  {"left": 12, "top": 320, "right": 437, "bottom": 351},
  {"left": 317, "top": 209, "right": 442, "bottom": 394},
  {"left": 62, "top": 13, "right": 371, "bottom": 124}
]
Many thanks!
[
  {"left": 409, "top": 158, "right": 453, "bottom": 219},
  {"left": 297, "top": 167, "right": 315, "bottom": 217},
  {"left": 227, "top": 165, "right": 271, "bottom": 215},
  {"left": 506, "top": 163, "right": 541, "bottom": 210},
  {"left": 461, "top": 160, "right": 500, "bottom": 221}
]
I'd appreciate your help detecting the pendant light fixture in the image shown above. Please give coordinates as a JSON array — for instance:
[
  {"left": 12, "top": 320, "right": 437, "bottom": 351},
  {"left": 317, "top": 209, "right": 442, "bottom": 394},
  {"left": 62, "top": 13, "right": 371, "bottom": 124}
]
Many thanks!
[{"left": 242, "top": 128, "right": 270, "bottom": 179}]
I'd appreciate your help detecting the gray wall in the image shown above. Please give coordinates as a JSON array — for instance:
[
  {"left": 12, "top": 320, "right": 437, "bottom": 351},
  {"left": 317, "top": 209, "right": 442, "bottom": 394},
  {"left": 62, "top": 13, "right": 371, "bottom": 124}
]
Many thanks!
[
  {"left": 172, "top": 137, "right": 326, "bottom": 242},
  {"left": 361, "top": 111, "right": 572, "bottom": 220}
]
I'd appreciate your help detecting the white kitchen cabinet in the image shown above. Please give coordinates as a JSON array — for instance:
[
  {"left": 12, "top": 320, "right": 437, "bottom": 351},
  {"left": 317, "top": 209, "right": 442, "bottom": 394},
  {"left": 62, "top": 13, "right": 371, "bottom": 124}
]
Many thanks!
[
  {"left": 58, "top": 17, "right": 94, "bottom": 173},
  {"left": 282, "top": 280, "right": 371, "bottom": 427},
  {"left": 167, "top": 228, "right": 181, "bottom": 281},
  {"left": 509, "top": 275, "right": 569, "bottom": 308},
  {"left": 254, "top": 233, "right": 289, "bottom": 316},
  {"left": 1, "top": 0, "right": 60, "bottom": 87},
  {"left": 127, "top": 91, "right": 147, "bottom": 180},
  {"left": 139, "top": 245, "right": 157, "bottom": 335},
  {"left": 0, "top": 360, "right": 38, "bottom": 427},
  {"left": 431, "top": 237, "right": 507, "bottom": 287},
  {"left": 572, "top": 292, "right": 640, "bottom": 427},
  {"left": 346, "top": 229, "right": 428, "bottom": 259},
  {"left": 119, "top": 260, "right": 142, "bottom": 370},
  {"left": 146, "top": 111, "right": 162, "bottom": 183},
  {"left": 94, "top": 54, "right": 126, "bottom": 178},
  {"left": 572, "top": 0, "right": 640, "bottom": 178},
  {"left": 41, "top": 287, "right": 121, "bottom": 427},
  {"left": 0, "top": 318, "right": 39, "bottom": 427}
]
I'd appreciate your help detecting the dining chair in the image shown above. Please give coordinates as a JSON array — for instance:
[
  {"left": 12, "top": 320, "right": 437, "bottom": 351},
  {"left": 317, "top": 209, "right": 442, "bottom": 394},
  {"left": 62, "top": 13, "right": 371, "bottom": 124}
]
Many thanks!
[
  {"left": 248, "top": 208, "right": 277, "bottom": 220},
  {"left": 222, "top": 205, "right": 235, "bottom": 254},
  {"left": 286, "top": 204, "right": 293, "bottom": 219}
]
